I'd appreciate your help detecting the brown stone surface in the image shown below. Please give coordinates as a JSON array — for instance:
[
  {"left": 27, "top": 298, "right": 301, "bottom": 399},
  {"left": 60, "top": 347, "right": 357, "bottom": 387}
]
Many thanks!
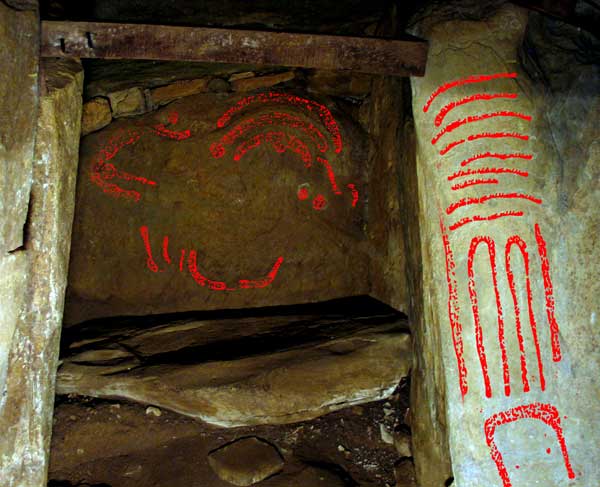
[
  {"left": 150, "top": 77, "right": 211, "bottom": 107},
  {"left": 0, "top": 2, "right": 38, "bottom": 253},
  {"left": 81, "top": 97, "right": 112, "bottom": 136},
  {"left": 0, "top": 58, "right": 83, "bottom": 487},
  {"left": 231, "top": 71, "right": 295, "bottom": 92},
  {"left": 56, "top": 315, "right": 411, "bottom": 426},
  {"left": 65, "top": 92, "right": 369, "bottom": 324},
  {"left": 108, "top": 87, "right": 147, "bottom": 117},
  {"left": 208, "top": 437, "right": 284, "bottom": 486},
  {"left": 49, "top": 396, "right": 403, "bottom": 486},
  {"left": 307, "top": 70, "right": 372, "bottom": 97}
]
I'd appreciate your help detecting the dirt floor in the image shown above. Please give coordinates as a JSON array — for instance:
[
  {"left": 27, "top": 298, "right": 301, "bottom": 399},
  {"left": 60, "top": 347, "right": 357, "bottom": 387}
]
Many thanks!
[{"left": 48, "top": 380, "right": 412, "bottom": 487}]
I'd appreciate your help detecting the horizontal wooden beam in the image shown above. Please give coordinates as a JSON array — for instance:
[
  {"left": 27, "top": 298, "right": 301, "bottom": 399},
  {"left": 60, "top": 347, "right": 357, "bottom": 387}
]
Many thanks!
[{"left": 40, "top": 21, "right": 428, "bottom": 77}]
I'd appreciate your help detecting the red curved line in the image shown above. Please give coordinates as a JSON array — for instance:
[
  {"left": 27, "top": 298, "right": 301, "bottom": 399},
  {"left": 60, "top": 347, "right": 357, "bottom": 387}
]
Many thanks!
[
  {"left": 440, "top": 134, "right": 529, "bottom": 156},
  {"left": 162, "top": 236, "right": 171, "bottom": 265},
  {"left": 423, "top": 72, "right": 518, "bottom": 113},
  {"left": 484, "top": 403, "right": 576, "bottom": 487},
  {"left": 451, "top": 178, "right": 498, "bottom": 190},
  {"left": 446, "top": 193, "right": 542, "bottom": 215},
  {"left": 179, "top": 249, "right": 185, "bottom": 272},
  {"left": 211, "top": 112, "right": 328, "bottom": 158},
  {"left": 435, "top": 93, "right": 518, "bottom": 127},
  {"left": 238, "top": 256, "right": 284, "bottom": 289},
  {"left": 347, "top": 183, "right": 359, "bottom": 207},
  {"left": 216, "top": 92, "right": 342, "bottom": 153},
  {"left": 317, "top": 157, "right": 342, "bottom": 195},
  {"left": 139, "top": 226, "right": 159, "bottom": 273},
  {"left": 448, "top": 167, "right": 529, "bottom": 181},
  {"left": 188, "top": 250, "right": 233, "bottom": 291},
  {"left": 440, "top": 216, "right": 468, "bottom": 398},
  {"left": 459, "top": 152, "right": 533, "bottom": 168},
  {"left": 233, "top": 132, "right": 313, "bottom": 166},
  {"left": 468, "top": 236, "right": 509, "bottom": 398},
  {"left": 449, "top": 211, "right": 523, "bottom": 232},
  {"left": 153, "top": 124, "right": 191, "bottom": 141},
  {"left": 534, "top": 224, "right": 562, "bottom": 362},
  {"left": 431, "top": 111, "right": 531, "bottom": 145},
  {"left": 506, "top": 236, "right": 545, "bottom": 393}
]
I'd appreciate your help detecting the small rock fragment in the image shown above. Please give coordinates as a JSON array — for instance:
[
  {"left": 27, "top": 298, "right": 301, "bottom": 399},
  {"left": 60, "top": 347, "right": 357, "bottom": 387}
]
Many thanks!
[
  {"left": 145, "top": 406, "right": 162, "bottom": 417},
  {"left": 229, "top": 71, "right": 255, "bottom": 82},
  {"left": 108, "top": 87, "right": 146, "bottom": 118},
  {"left": 81, "top": 97, "right": 111, "bottom": 136},
  {"left": 208, "top": 437, "right": 284, "bottom": 486},
  {"left": 150, "top": 78, "right": 210, "bottom": 107},
  {"left": 380, "top": 423, "right": 394, "bottom": 445},
  {"left": 208, "top": 78, "right": 230, "bottom": 93},
  {"left": 231, "top": 71, "right": 295, "bottom": 92},
  {"left": 394, "top": 430, "right": 412, "bottom": 458}
]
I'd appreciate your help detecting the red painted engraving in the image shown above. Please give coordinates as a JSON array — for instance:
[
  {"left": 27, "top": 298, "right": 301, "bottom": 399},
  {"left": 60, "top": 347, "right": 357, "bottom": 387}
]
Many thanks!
[
  {"left": 505, "top": 235, "right": 545, "bottom": 393},
  {"left": 423, "top": 72, "right": 518, "bottom": 113},
  {"left": 139, "top": 225, "right": 160, "bottom": 272},
  {"left": 448, "top": 167, "right": 529, "bottom": 181},
  {"left": 312, "top": 194, "right": 328, "bottom": 211},
  {"left": 440, "top": 216, "right": 468, "bottom": 398},
  {"left": 232, "top": 131, "right": 313, "bottom": 166},
  {"left": 449, "top": 211, "right": 524, "bottom": 232},
  {"left": 535, "top": 224, "right": 562, "bottom": 362},
  {"left": 216, "top": 92, "right": 342, "bottom": 153},
  {"left": 484, "top": 403, "right": 576, "bottom": 487},
  {"left": 347, "top": 183, "right": 359, "bottom": 208},
  {"left": 431, "top": 111, "right": 531, "bottom": 145},
  {"left": 451, "top": 178, "right": 499, "bottom": 191},
  {"left": 446, "top": 193, "right": 542, "bottom": 215},
  {"left": 297, "top": 186, "right": 309, "bottom": 200},
  {"left": 162, "top": 235, "right": 171, "bottom": 265},
  {"left": 435, "top": 93, "right": 518, "bottom": 127},
  {"left": 440, "top": 133, "right": 530, "bottom": 156},
  {"left": 459, "top": 152, "right": 533, "bottom": 168},
  {"left": 317, "top": 156, "right": 342, "bottom": 195},
  {"left": 467, "top": 236, "right": 509, "bottom": 398},
  {"left": 238, "top": 256, "right": 284, "bottom": 289}
]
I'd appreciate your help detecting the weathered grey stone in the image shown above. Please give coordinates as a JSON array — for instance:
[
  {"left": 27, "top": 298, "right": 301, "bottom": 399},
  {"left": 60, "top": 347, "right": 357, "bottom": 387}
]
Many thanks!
[
  {"left": 0, "top": 58, "right": 83, "bottom": 487},
  {"left": 56, "top": 325, "right": 411, "bottom": 427},
  {"left": 81, "top": 97, "right": 112, "bottom": 136},
  {"left": 108, "top": 87, "right": 147, "bottom": 117},
  {"left": 208, "top": 437, "right": 284, "bottom": 486},
  {"left": 410, "top": 3, "right": 599, "bottom": 486}
]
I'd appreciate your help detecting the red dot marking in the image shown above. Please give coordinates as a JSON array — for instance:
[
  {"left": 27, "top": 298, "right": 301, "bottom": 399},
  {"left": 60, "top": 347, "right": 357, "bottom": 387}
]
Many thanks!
[
  {"left": 313, "top": 194, "right": 327, "bottom": 211},
  {"left": 298, "top": 186, "right": 309, "bottom": 200}
]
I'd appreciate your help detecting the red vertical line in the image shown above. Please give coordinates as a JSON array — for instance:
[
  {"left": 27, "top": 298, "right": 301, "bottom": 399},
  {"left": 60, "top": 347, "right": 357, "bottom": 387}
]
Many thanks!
[
  {"left": 459, "top": 152, "right": 533, "bottom": 167},
  {"left": 435, "top": 93, "right": 518, "bottom": 127},
  {"left": 440, "top": 216, "right": 468, "bottom": 398},
  {"left": 506, "top": 235, "right": 546, "bottom": 392},
  {"left": 139, "top": 226, "right": 160, "bottom": 272},
  {"left": 187, "top": 250, "right": 207, "bottom": 286},
  {"left": 468, "top": 236, "right": 509, "bottom": 397},
  {"left": 317, "top": 157, "right": 342, "bottom": 194},
  {"left": 431, "top": 111, "right": 531, "bottom": 145},
  {"left": 451, "top": 178, "right": 499, "bottom": 190},
  {"left": 162, "top": 236, "right": 171, "bottom": 264},
  {"left": 179, "top": 250, "right": 186, "bottom": 272},
  {"left": 347, "top": 183, "right": 359, "bottom": 207},
  {"left": 423, "top": 73, "right": 518, "bottom": 113},
  {"left": 534, "top": 223, "right": 562, "bottom": 362}
]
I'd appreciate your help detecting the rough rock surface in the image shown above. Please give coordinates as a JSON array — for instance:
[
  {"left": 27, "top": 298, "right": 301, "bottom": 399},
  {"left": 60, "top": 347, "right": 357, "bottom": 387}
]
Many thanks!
[
  {"left": 208, "top": 437, "right": 284, "bottom": 486},
  {"left": 0, "top": 58, "right": 83, "bottom": 487},
  {"left": 150, "top": 78, "right": 211, "bottom": 107},
  {"left": 410, "top": 3, "right": 599, "bottom": 486},
  {"left": 108, "top": 87, "right": 147, "bottom": 117},
  {"left": 231, "top": 71, "right": 295, "bottom": 92},
  {"left": 49, "top": 396, "right": 403, "bottom": 486},
  {"left": 65, "top": 91, "right": 369, "bottom": 324},
  {"left": 56, "top": 307, "right": 411, "bottom": 426},
  {"left": 81, "top": 97, "right": 112, "bottom": 135}
]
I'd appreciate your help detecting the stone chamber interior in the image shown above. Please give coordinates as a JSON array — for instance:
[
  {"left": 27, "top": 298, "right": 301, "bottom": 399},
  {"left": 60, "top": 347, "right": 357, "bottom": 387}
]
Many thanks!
[
  {"left": 46, "top": 2, "right": 422, "bottom": 486},
  {"left": 1, "top": 0, "right": 593, "bottom": 486}
]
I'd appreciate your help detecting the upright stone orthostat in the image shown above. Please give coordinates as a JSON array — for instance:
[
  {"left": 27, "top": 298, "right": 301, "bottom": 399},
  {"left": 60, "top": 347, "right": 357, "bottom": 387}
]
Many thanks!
[{"left": 410, "top": 4, "right": 599, "bottom": 487}]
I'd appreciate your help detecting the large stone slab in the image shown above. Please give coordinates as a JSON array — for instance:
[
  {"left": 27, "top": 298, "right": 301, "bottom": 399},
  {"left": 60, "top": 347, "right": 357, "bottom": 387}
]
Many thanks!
[
  {"left": 410, "top": 3, "right": 599, "bottom": 486},
  {"left": 65, "top": 91, "right": 369, "bottom": 324},
  {"left": 0, "top": 58, "right": 83, "bottom": 487},
  {"left": 56, "top": 314, "right": 411, "bottom": 426}
]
